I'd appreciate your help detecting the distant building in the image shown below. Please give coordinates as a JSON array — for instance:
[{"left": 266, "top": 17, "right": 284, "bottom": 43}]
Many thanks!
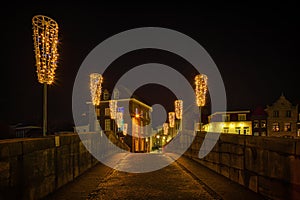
[
  {"left": 97, "top": 94, "right": 152, "bottom": 153},
  {"left": 203, "top": 110, "right": 252, "bottom": 135},
  {"left": 251, "top": 106, "right": 267, "bottom": 136},
  {"left": 265, "top": 94, "right": 298, "bottom": 138}
]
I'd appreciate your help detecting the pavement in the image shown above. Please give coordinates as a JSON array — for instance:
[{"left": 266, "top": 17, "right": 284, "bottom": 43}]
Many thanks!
[{"left": 43, "top": 153, "right": 266, "bottom": 200}]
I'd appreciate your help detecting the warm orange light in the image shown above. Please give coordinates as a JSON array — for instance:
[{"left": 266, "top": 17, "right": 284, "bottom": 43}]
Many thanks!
[
  {"left": 195, "top": 74, "right": 208, "bottom": 107},
  {"left": 32, "top": 15, "right": 59, "bottom": 84},
  {"left": 135, "top": 114, "right": 140, "bottom": 118}
]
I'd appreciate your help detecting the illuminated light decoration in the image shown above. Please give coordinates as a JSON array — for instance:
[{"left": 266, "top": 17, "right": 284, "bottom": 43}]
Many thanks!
[
  {"left": 168, "top": 112, "right": 175, "bottom": 128},
  {"left": 32, "top": 15, "right": 59, "bottom": 136},
  {"left": 195, "top": 74, "right": 208, "bottom": 107},
  {"left": 174, "top": 100, "right": 183, "bottom": 119},
  {"left": 109, "top": 100, "right": 117, "bottom": 119},
  {"left": 32, "top": 15, "right": 59, "bottom": 84},
  {"left": 123, "top": 123, "right": 128, "bottom": 135},
  {"left": 116, "top": 112, "right": 123, "bottom": 128},
  {"left": 89, "top": 73, "right": 103, "bottom": 106},
  {"left": 163, "top": 123, "right": 169, "bottom": 135}
]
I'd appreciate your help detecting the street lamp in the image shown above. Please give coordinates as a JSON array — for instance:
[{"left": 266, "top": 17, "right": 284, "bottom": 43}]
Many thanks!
[
  {"left": 32, "top": 15, "right": 59, "bottom": 136},
  {"left": 194, "top": 74, "right": 208, "bottom": 132}
]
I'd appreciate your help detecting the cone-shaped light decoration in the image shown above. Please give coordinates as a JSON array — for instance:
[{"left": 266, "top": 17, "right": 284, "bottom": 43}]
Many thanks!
[
  {"left": 163, "top": 123, "right": 169, "bottom": 135},
  {"left": 109, "top": 100, "right": 117, "bottom": 119},
  {"left": 90, "top": 73, "right": 103, "bottom": 106},
  {"left": 195, "top": 74, "right": 208, "bottom": 107},
  {"left": 174, "top": 100, "right": 183, "bottom": 119},
  {"left": 168, "top": 112, "right": 175, "bottom": 128},
  {"left": 32, "top": 15, "right": 59, "bottom": 85}
]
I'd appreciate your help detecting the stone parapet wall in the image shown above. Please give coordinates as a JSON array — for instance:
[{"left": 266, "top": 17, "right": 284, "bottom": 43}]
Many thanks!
[
  {"left": 185, "top": 132, "right": 300, "bottom": 200},
  {"left": 0, "top": 132, "right": 129, "bottom": 200}
]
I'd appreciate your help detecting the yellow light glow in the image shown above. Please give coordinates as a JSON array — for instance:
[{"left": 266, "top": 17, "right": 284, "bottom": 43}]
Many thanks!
[
  {"left": 174, "top": 100, "right": 183, "bottom": 119},
  {"left": 89, "top": 73, "right": 103, "bottom": 106},
  {"left": 194, "top": 74, "right": 208, "bottom": 107},
  {"left": 168, "top": 112, "right": 175, "bottom": 128},
  {"left": 109, "top": 100, "right": 117, "bottom": 119},
  {"left": 135, "top": 114, "right": 140, "bottom": 118},
  {"left": 32, "top": 15, "right": 59, "bottom": 84},
  {"left": 163, "top": 123, "right": 169, "bottom": 135}
]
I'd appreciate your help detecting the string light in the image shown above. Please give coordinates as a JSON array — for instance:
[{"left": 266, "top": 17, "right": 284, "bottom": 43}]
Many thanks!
[
  {"left": 174, "top": 100, "right": 183, "bottom": 119},
  {"left": 163, "top": 123, "right": 169, "bottom": 135},
  {"left": 109, "top": 100, "right": 117, "bottom": 119},
  {"left": 195, "top": 74, "right": 208, "bottom": 107},
  {"left": 168, "top": 112, "right": 175, "bottom": 128},
  {"left": 32, "top": 15, "right": 59, "bottom": 84},
  {"left": 89, "top": 73, "right": 103, "bottom": 106}
]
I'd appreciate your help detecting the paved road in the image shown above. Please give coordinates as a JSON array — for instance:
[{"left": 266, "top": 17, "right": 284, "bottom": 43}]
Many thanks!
[{"left": 44, "top": 153, "right": 265, "bottom": 200}]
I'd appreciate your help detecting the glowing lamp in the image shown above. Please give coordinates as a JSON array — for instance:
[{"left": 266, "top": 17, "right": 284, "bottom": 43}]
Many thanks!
[
  {"left": 89, "top": 73, "right": 103, "bottom": 106},
  {"left": 175, "top": 100, "right": 183, "bottom": 119},
  {"left": 195, "top": 74, "right": 208, "bottom": 107},
  {"left": 168, "top": 112, "right": 175, "bottom": 128}
]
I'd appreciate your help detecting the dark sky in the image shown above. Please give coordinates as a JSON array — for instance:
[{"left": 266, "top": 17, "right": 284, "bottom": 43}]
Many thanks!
[{"left": 1, "top": 3, "right": 299, "bottom": 129}]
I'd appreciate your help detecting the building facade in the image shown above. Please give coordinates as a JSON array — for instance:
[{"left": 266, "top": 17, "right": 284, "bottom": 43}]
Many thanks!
[
  {"left": 251, "top": 106, "right": 267, "bottom": 136},
  {"left": 97, "top": 96, "right": 152, "bottom": 153},
  {"left": 264, "top": 94, "right": 298, "bottom": 137},
  {"left": 203, "top": 110, "right": 252, "bottom": 135}
]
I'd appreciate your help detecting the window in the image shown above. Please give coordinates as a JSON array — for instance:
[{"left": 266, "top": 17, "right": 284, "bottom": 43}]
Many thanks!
[
  {"left": 223, "top": 127, "right": 229, "bottom": 133},
  {"left": 273, "top": 111, "right": 279, "bottom": 117},
  {"left": 238, "top": 114, "right": 246, "bottom": 121},
  {"left": 261, "top": 131, "right": 266, "bottom": 136},
  {"left": 105, "top": 119, "right": 111, "bottom": 131},
  {"left": 243, "top": 127, "right": 250, "bottom": 135},
  {"left": 284, "top": 123, "right": 291, "bottom": 132},
  {"left": 96, "top": 107, "right": 100, "bottom": 116},
  {"left": 253, "top": 120, "right": 259, "bottom": 128},
  {"left": 222, "top": 114, "right": 230, "bottom": 122},
  {"left": 272, "top": 122, "right": 279, "bottom": 132},
  {"left": 261, "top": 120, "right": 266, "bottom": 128},
  {"left": 253, "top": 132, "right": 259, "bottom": 136},
  {"left": 105, "top": 108, "right": 110, "bottom": 116},
  {"left": 235, "top": 127, "right": 241, "bottom": 134},
  {"left": 286, "top": 110, "right": 291, "bottom": 117}
]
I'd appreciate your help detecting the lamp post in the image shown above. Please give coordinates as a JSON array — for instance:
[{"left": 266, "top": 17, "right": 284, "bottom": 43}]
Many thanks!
[
  {"left": 32, "top": 15, "right": 59, "bottom": 136},
  {"left": 195, "top": 74, "right": 208, "bottom": 132},
  {"left": 89, "top": 73, "right": 103, "bottom": 131}
]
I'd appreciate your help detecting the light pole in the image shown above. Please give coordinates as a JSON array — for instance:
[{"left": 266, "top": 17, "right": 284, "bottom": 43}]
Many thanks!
[
  {"left": 32, "top": 15, "right": 59, "bottom": 136},
  {"left": 195, "top": 74, "right": 208, "bottom": 132}
]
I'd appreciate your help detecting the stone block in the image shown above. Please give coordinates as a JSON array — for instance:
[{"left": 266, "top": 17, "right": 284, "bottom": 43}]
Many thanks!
[
  {"left": 220, "top": 153, "right": 230, "bottom": 166},
  {"left": 248, "top": 175, "right": 258, "bottom": 193},
  {"left": 0, "top": 141, "right": 22, "bottom": 158},
  {"left": 0, "top": 161, "right": 10, "bottom": 186},
  {"left": 245, "top": 147, "right": 268, "bottom": 175},
  {"left": 296, "top": 141, "right": 300, "bottom": 156},
  {"left": 289, "top": 156, "right": 300, "bottom": 185},
  {"left": 258, "top": 176, "right": 290, "bottom": 200},
  {"left": 220, "top": 134, "right": 245, "bottom": 145},
  {"left": 267, "top": 151, "right": 291, "bottom": 181},
  {"left": 220, "top": 165, "right": 229, "bottom": 178},
  {"left": 229, "top": 167, "right": 239, "bottom": 183},
  {"left": 22, "top": 138, "right": 55, "bottom": 154},
  {"left": 263, "top": 137, "right": 296, "bottom": 155},
  {"left": 230, "top": 154, "right": 244, "bottom": 170}
]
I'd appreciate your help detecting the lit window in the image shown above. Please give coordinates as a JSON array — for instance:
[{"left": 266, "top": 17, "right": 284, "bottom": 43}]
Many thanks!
[
  {"left": 272, "top": 122, "right": 279, "bottom": 132},
  {"left": 284, "top": 123, "right": 291, "bottom": 132},
  {"left": 238, "top": 114, "right": 246, "bottom": 121},
  {"left": 243, "top": 127, "right": 250, "bottom": 135},
  {"left": 222, "top": 114, "right": 230, "bottom": 122},
  {"left": 105, "top": 108, "right": 110, "bottom": 116},
  {"left": 273, "top": 111, "right": 279, "bottom": 117},
  {"left": 286, "top": 110, "right": 291, "bottom": 117},
  {"left": 105, "top": 119, "right": 110, "bottom": 131},
  {"left": 261, "top": 131, "right": 266, "bottom": 136},
  {"left": 235, "top": 127, "right": 241, "bottom": 134},
  {"left": 254, "top": 132, "right": 259, "bottom": 136},
  {"left": 223, "top": 127, "right": 229, "bottom": 133},
  {"left": 253, "top": 120, "right": 259, "bottom": 128},
  {"left": 261, "top": 120, "right": 266, "bottom": 128}
]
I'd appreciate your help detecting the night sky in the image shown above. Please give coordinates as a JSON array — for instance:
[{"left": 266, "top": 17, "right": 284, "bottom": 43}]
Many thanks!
[{"left": 1, "top": 3, "right": 299, "bottom": 131}]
